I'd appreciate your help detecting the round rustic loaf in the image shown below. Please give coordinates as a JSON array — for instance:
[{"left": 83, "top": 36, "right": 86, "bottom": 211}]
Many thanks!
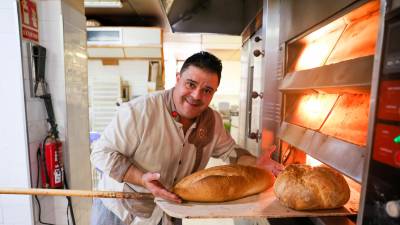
[
  {"left": 173, "top": 164, "right": 275, "bottom": 202},
  {"left": 274, "top": 164, "right": 350, "bottom": 210}
]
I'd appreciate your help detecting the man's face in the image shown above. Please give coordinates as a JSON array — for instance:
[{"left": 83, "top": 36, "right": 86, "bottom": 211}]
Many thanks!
[{"left": 173, "top": 65, "right": 219, "bottom": 120}]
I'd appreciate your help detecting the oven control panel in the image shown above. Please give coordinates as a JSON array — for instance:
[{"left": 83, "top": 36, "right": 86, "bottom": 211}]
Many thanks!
[
  {"left": 383, "top": 20, "right": 400, "bottom": 75},
  {"left": 377, "top": 80, "right": 400, "bottom": 122},
  {"left": 359, "top": 6, "right": 400, "bottom": 225},
  {"left": 373, "top": 123, "right": 400, "bottom": 168}
]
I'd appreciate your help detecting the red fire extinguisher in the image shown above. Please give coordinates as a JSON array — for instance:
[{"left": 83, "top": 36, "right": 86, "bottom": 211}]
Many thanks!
[{"left": 40, "top": 137, "right": 63, "bottom": 188}]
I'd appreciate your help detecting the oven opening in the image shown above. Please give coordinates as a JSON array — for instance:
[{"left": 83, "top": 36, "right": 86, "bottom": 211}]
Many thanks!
[
  {"left": 278, "top": 0, "right": 380, "bottom": 184},
  {"left": 285, "top": 92, "right": 370, "bottom": 146},
  {"left": 287, "top": 0, "right": 379, "bottom": 73}
]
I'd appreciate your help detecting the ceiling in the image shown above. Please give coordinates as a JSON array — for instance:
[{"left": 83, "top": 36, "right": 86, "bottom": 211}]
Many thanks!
[
  {"left": 85, "top": 0, "right": 169, "bottom": 28},
  {"left": 85, "top": 0, "right": 262, "bottom": 35}
]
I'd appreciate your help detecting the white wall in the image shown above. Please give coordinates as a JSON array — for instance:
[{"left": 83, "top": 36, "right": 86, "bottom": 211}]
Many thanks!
[
  {"left": 88, "top": 59, "right": 150, "bottom": 98},
  {"left": 0, "top": 1, "right": 34, "bottom": 225},
  {"left": 211, "top": 60, "right": 241, "bottom": 109},
  {"left": 61, "top": 1, "right": 92, "bottom": 224},
  {"left": 0, "top": 0, "right": 90, "bottom": 225},
  {"left": 22, "top": 1, "right": 70, "bottom": 224},
  {"left": 23, "top": 1, "right": 66, "bottom": 224}
]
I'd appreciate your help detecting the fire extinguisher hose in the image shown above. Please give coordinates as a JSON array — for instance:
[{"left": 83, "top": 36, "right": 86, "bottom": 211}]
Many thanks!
[{"left": 0, "top": 188, "right": 154, "bottom": 200}]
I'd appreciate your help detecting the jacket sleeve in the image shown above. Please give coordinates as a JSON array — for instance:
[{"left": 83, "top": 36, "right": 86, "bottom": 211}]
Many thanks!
[
  {"left": 90, "top": 103, "right": 140, "bottom": 183},
  {"left": 211, "top": 111, "right": 253, "bottom": 163}
]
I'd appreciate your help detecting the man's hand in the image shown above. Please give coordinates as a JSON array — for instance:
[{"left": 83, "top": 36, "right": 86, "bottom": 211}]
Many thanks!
[
  {"left": 141, "top": 172, "right": 181, "bottom": 204},
  {"left": 256, "top": 145, "right": 284, "bottom": 176}
]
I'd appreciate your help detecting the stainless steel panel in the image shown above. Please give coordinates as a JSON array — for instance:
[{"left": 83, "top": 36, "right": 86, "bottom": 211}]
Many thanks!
[
  {"left": 238, "top": 40, "right": 251, "bottom": 148},
  {"left": 278, "top": 122, "right": 365, "bottom": 182},
  {"left": 280, "top": 56, "right": 373, "bottom": 92},
  {"left": 309, "top": 131, "right": 365, "bottom": 183},
  {"left": 260, "top": 0, "right": 283, "bottom": 155},
  {"left": 278, "top": 122, "right": 314, "bottom": 150},
  {"left": 279, "top": 0, "right": 360, "bottom": 43},
  {"left": 357, "top": 0, "right": 388, "bottom": 224}
]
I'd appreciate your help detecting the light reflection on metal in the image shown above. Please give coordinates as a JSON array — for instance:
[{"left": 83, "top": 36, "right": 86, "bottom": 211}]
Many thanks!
[
  {"left": 291, "top": 0, "right": 379, "bottom": 72},
  {"left": 294, "top": 19, "right": 346, "bottom": 71},
  {"left": 278, "top": 122, "right": 365, "bottom": 182},
  {"left": 286, "top": 93, "right": 369, "bottom": 146},
  {"left": 327, "top": 11, "right": 379, "bottom": 64},
  {"left": 306, "top": 155, "right": 323, "bottom": 167},
  {"left": 285, "top": 93, "right": 338, "bottom": 130},
  {"left": 321, "top": 93, "right": 370, "bottom": 146}
]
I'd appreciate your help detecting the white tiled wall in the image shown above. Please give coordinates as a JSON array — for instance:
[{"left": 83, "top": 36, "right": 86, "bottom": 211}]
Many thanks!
[
  {"left": 26, "top": 0, "right": 91, "bottom": 224},
  {"left": 0, "top": 0, "right": 90, "bottom": 225},
  {"left": 19, "top": 1, "right": 68, "bottom": 224},
  {"left": 0, "top": 1, "right": 34, "bottom": 225},
  {"left": 61, "top": 1, "right": 92, "bottom": 225}
]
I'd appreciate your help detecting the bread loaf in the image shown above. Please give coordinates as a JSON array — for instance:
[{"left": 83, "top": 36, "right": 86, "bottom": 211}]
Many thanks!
[
  {"left": 274, "top": 164, "right": 350, "bottom": 210},
  {"left": 173, "top": 164, "right": 275, "bottom": 202}
]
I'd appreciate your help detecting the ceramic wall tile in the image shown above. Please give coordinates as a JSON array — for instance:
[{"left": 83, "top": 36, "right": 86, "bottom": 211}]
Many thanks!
[
  {"left": 25, "top": 100, "right": 46, "bottom": 122},
  {"left": 38, "top": 20, "right": 62, "bottom": 42},
  {"left": 33, "top": 196, "right": 56, "bottom": 223},
  {"left": 37, "top": 0, "right": 61, "bottom": 22}
]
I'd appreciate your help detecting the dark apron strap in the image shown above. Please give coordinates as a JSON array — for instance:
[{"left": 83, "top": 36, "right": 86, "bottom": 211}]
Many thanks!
[{"left": 188, "top": 108, "right": 215, "bottom": 173}]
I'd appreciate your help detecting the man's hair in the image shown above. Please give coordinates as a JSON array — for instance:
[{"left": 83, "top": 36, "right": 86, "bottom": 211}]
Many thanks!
[{"left": 180, "top": 51, "right": 222, "bottom": 84}]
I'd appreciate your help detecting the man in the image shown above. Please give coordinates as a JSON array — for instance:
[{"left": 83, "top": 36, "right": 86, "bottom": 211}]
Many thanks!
[{"left": 90, "top": 51, "right": 283, "bottom": 225}]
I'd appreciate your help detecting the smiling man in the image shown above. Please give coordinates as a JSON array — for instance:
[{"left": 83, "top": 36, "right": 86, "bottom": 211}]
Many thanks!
[{"left": 90, "top": 52, "right": 283, "bottom": 225}]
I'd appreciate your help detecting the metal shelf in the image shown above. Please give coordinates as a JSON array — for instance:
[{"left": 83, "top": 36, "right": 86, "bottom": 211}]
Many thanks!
[
  {"left": 278, "top": 122, "right": 365, "bottom": 183},
  {"left": 279, "top": 56, "right": 373, "bottom": 93}
]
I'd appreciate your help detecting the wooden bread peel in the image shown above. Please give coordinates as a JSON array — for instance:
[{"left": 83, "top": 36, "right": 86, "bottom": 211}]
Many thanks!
[{"left": 0, "top": 188, "right": 154, "bottom": 200}]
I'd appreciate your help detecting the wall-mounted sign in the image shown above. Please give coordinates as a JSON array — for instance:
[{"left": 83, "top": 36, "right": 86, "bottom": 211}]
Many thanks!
[{"left": 19, "top": 0, "right": 39, "bottom": 42}]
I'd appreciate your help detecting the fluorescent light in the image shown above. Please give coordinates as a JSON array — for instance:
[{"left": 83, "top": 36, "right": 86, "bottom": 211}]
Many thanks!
[{"left": 84, "top": 0, "right": 123, "bottom": 8}]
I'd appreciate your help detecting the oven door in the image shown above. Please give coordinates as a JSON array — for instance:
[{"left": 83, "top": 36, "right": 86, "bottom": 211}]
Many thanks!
[{"left": 240, "top": 29, "right": 264, "bottom": 156}]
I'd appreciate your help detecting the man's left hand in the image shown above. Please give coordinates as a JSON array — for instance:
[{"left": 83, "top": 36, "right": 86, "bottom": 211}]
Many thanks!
[{"left": 256, "top": 145, "right": 284, "bottom": 176}]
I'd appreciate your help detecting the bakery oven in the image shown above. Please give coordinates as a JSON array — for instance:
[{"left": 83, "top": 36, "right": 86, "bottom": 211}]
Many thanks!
[
  {"left": 259, "top": 0, "right": 399, "bottom": 224},
  {"left": 277, "top": 0, "right": 379, "bottom": 182},
  {"left": 357, "top": 1, "right": 400, "bottom": 224}
]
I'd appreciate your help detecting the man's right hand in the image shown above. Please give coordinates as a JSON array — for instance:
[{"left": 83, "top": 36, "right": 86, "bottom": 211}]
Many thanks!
[{"left": 141, "top": 172, "right": 181, "bottom": 204}]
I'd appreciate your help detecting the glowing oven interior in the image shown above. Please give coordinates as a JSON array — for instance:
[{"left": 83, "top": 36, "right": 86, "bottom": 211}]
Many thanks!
[
  {"left": 280, "top": 0, "right": 379, "bottom": 172},
  {"left": 286, "top": 0, "right": 379, "bottom": 73}
]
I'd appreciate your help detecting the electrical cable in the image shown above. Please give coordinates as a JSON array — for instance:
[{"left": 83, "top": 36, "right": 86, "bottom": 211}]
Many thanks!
[
  {"left": 33, "top": 44, "right": 75, "bottom": 225},
  {"left": 67, "top": 203, "right": 70, "bottom": 225},
  {"left": 34, "top": 135, "right": 76, "bottom": 225},
  {"left": 63, "top": 173, "right": 76, "bottom": 225}
]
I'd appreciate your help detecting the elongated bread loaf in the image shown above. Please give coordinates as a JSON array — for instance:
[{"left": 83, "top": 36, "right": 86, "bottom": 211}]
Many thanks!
[
  {"left": 173, "top": 164, "right": 275, "bottom": 202},
  {"left": 274, "top": 164, "right": 350, "bottom": 210}
]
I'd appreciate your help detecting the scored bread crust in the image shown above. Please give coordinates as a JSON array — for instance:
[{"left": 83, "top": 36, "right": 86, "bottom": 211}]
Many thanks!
[
  {"left": 274, "top": 164, "right": 350, "bottom": 210},
  {"left": 173, "top": 164, "right": 275, "bottom": 202}
]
